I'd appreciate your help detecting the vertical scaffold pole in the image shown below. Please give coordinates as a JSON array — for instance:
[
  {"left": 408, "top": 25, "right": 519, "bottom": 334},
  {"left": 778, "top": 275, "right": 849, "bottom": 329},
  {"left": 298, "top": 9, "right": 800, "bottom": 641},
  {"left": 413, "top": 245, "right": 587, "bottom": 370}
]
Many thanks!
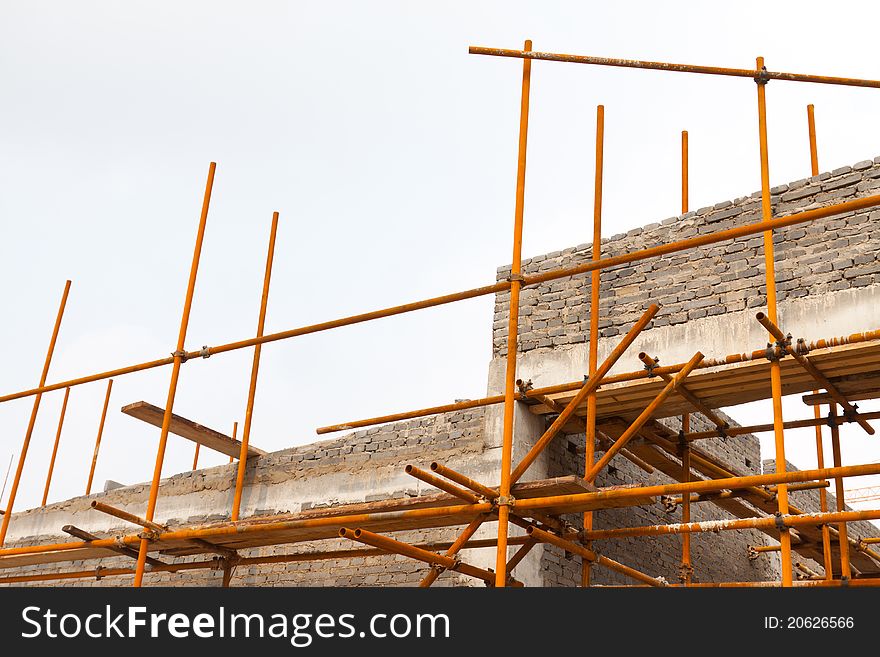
[
  {"left": 42, "top": 387, "right": 71, "bottom": 506},
  {"left": 755, "top": 56, "right": 793, "bottom": 587},
  {"left": 582, "top": 104, "right": 604, "bottom": 587},
  {"left": 805, "top": 103, "right": 833, "bottom": 578},
  {"left": 495, "top": 39, "right": 532, "bottom": 588},
  {"left": 231, "top": 211, "right": 280, "bottom": 521},
  {"left": 680, "top": 413, "right": 692, "bottom": 585},
  {"left": 132, "top": 162, "right": 216, "bottom": 587},
  {"left": 681, "top": 130, "right": 689, "bottom": 214},
  {"left": 828, "top": 403, "right": 851, "bottom": 579},
  {"left": 85, "top": 379, "right": 113, "bottom": 495},
  {"left": 0, "top": 280, "right": 71, "bottom": 545}
]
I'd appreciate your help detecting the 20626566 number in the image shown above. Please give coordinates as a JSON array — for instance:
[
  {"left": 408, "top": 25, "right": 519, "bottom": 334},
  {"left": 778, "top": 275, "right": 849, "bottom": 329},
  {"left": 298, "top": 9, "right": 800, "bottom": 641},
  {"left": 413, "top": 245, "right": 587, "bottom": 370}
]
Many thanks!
[{"left": 765, "top": 616, "right": 854, "bottom": 629}]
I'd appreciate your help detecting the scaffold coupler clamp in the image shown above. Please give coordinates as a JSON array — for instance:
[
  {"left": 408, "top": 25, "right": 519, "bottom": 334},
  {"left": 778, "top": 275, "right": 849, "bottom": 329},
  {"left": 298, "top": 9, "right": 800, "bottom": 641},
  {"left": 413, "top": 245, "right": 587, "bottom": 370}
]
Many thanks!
[
  {"left": 95, "top": 565, "right": 106, "bottom": 581},
  {"left": 494, "top": 495, "right": 515, "bottom": 508},
  {"left": 747, "top": 545, "right": 759, "bottom": 561},
  {"left": 765, "top": 343, "right": 779, "bottom": 362},
  {"left": 138, "top": 529, "right": 160, "bottom": 542},
  {"left": 826, "top": 411, "right": 840, "bottom": 428},
  {"left": 517, "top": 379, "right": 534, "bottom": 396},
  {"left": 172, "top": 349, "right": 189, "bottom": 363},
  {"left": 678, "top": 562, "right": 694, "bottom": 582},
  {"left": 794, "top": 337, "right": 809, "bottom": 355},
  {"left": 506, "top": 272, "right": 525, "bottom": 284},
  {"left": 561, "top": 521, "right": 579, "bottom": 538},
  {"left": 844, "top": 403, "right": 860, "bottom": 422},
  {"left": 754, "top": 66, "right": 770, "bottom": 85},
  {"left": 200, "top": 345, "right": 211, "bottom": 359},
  {"left": 717, "top": 422, "right": 730, "bottom": 441},
  {"left": 661, "top": 495, "right": 677, "bottom": 514},
  {"left": 773, "top": 512, "right": 787, "bottom": 532},
  {"left": 644, "top": 356, "right": 660, "bottom": 378}
]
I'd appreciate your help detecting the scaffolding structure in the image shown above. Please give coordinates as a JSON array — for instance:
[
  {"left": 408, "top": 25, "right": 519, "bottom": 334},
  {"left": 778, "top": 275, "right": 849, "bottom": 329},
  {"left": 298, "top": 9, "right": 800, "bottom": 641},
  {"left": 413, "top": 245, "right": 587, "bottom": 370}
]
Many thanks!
[{"left": 2, "top": 41, "right": 880, "bottom": 588}]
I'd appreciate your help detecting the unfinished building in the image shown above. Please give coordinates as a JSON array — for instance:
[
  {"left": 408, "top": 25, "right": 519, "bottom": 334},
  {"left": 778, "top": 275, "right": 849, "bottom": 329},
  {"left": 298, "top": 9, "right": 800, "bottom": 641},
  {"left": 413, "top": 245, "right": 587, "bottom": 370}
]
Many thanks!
[{"left": 2, "top": 42, "right": 880, "bottom": 588}]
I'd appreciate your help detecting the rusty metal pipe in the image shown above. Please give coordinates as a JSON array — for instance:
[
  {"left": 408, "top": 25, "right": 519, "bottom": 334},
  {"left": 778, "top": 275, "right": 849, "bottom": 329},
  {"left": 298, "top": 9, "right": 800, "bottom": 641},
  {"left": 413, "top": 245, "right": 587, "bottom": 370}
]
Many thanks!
[
  {"left": 511, "top": 304, "right": 660, "bottom": 484},
  {"left": 468, "top": 46, "right": 880, "bottom": 88},
  {"left": 419, "top": 515, "right": 488, "bottom": 587},
  {"left": 340, "top": 528, "right": 497, "bottom": 585},
  {"left": 4, "top": 188, "right": 880, "bottom": 410},
  {"left": 0, "top": 533, "right": 535, "bottom": 586},
  {"left": 405, "top": 465, "right": 480, "bottom": 504},
  {"left": 585, "top": 351, "right": 704, "bottom": 482},
  {"left": 133, "top": 162, "right": 216, "bottom": 587},
  {"left": 581, "top": 507, "right": 880, "bottom": 541},
  {"left": 671, "top": 480, "right": 828, "bottom": 506},
  {"left": 506, "top": 538, "right": 538, "bottom": 574},
  {"left": 85, "top": 379, "right": 113, "bottom": 495},
  {"left": 41, "top": 387, "right": 71, "bottom": 506},
  {"left": 232, "top": 211, "right": 279, "bottom": 522},
  {"left": 680, "top": 413, "right": 692, "bottom": 585},
  {"left": 527, "top": 525, "right": 666, "bottom": 587},
  {"left": 91, "top": 500, "right": 165, "bottom": 533},
  {"left": 0, "top": 280, "right": 71, "bottom": 546},
  {"left": 681, "top": 130, "right": 688, "bottom": 214},
  {"left": 807, "top": 104, "right": 819, "bottom": 176},
  {"left": 495, "top": 38, "right": 533, "bottom": 589},
  {"left": 828, "top": 404, "right": 852, "bottom": 578},
  {"left": 582, "top": 104, "right": 604, "bottom": 588},
  {"left": 685, "top": 409, "right": 880, "bottom": 441},
  {"left": 5, "top": 460, "right": 880, "bottom": 566},
  {"left": 813, "top": 387, "right": 834, "bottom": 580},
  {"left": 597, "top": 434, "right": 655, "bottom": 474},
  {"left": 639, "top": 352, "right": 727, "bottom": 430},
  {"left": 430, "top": 462, "right": 497, "bottom": 499},
  {"left": 757, "top": 311, "right": 873, "bottom": 435},
  {"left": 756, "top": 55, "right": 793, "bottom": 587}
]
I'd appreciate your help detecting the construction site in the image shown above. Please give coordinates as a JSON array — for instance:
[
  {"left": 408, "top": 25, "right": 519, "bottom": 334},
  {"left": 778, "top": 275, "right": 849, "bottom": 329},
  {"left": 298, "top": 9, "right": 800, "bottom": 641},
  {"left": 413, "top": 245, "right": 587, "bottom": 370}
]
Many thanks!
[{"left": 3, "top": 41, "right": 880, "bottom": 589}]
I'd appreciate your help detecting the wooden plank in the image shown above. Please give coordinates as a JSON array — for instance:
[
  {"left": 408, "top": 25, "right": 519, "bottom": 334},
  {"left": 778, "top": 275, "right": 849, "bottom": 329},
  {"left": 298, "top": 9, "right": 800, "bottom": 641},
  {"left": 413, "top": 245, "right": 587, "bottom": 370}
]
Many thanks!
[
  {"left": 121, "top": 401, "right": 266, "bottom": 459},
  {"left": 801, "top": 373, "right": 880, "bottom": 406},
  {"left": 525, "top": 340, "right": 880, "bottom": 424}
]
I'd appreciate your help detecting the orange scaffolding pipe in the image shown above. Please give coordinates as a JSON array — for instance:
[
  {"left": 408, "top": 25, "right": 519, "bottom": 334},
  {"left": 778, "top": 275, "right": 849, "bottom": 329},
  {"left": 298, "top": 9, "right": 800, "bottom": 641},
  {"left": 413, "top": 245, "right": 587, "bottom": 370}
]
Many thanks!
[
  {"left": 85, "top": 379, "right": 113, "bottom": 496},
  {"left": 231, "top": 211, "right": 279, "bottom": 521},
  {"left": 133, "top": 162, "right": 216, "bottom": 587},
  {"left": 4, "top": 191, "right": 880, "bottom": 411},
  {"left": 41, "top": 387, "right": 70, "bottom": 506},
  {"left": 495, "top": 37, "right": 533, "bottom": 588},
  {"left": 582, "top": 103, "right": 604, "bottom": 588},
  {"left": 468, "top": 45, "right": 880, "bottom": 88},
  {"left": 0, "top": 280, "right": 71, "bottom": 546}
]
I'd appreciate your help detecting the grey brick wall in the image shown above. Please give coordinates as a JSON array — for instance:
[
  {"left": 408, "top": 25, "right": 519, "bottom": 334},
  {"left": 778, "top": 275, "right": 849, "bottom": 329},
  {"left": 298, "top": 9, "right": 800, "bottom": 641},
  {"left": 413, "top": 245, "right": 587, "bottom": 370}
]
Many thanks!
[
  {"left": 542, "top": 412, "right": 780, "bottom": 586},
  {"left": 494, "top": 157, "right": 880, "bottom": 356}
]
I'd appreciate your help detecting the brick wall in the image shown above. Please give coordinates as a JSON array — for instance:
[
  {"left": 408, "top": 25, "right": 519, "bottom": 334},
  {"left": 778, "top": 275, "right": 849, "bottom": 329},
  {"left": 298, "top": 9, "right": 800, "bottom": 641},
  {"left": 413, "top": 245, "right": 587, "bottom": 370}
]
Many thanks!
[
  {"left": 542, "top": 412, "right": 781, "bottom": 586},
  {"left": 494, "top": 156, "right": 880, "bottom": 356}
]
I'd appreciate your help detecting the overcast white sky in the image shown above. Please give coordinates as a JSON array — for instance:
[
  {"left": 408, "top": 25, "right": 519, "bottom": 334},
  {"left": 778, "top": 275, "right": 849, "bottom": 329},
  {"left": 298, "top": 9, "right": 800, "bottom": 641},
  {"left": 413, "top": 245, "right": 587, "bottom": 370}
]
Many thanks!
[{"left": 2, "top": 1, "right": 880, "bottom": 512}]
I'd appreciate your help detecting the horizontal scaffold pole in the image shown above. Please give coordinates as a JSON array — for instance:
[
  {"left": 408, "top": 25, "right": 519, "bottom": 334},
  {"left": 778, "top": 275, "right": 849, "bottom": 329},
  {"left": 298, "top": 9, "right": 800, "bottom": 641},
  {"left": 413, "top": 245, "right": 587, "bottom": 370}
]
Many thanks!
[
  {"left": 468, "top": 46, "right": 880, "bottom": 89},
  {"left": 3, "top": 194, "right": 880, "bottom": 407}
]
